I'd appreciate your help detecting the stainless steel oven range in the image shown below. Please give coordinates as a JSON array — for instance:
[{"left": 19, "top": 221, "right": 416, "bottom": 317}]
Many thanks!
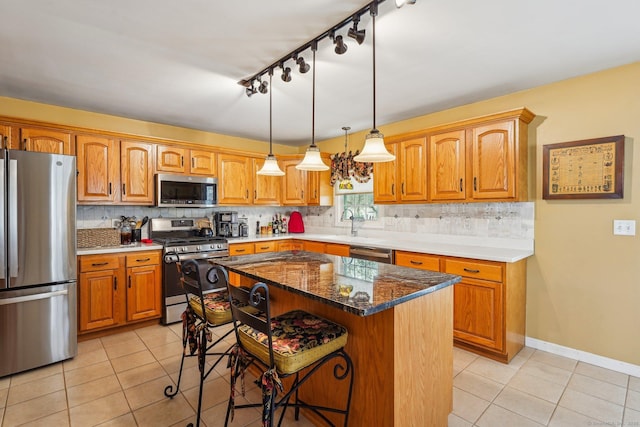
[{"left": 150, "top": 217, "right": 229, "bottom": 324}]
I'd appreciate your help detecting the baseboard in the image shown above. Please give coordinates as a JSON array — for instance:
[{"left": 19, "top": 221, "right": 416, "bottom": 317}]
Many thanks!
[{"left": 525, "top": 336, "right": 640, "bottom": 378}]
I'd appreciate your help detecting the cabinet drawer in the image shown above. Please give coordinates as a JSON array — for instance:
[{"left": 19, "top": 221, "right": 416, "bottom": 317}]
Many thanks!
[
  {"left": 304, "top": 241, "right": 326, "bottom": 253},
  {"left": 277, "top": 240, "right": 304, "bottom": 251},
  {"left": 396, "top": 251, "right": 440, "bottom": 271},
  {"left": 79, "top": 255, "right": 121, "bottom": 272},
  {"left": 325, "top": 243, "right": 350, "bottom": 257},
  {"left": 125, "top": 251, "right": 161, "bottom": 267},
  {"left": 229, "top": 243, "right": 255, "bottom": 256},
  {"left": 444, "top": 258, "right": 503, "bottom": 282},
  {"left": 254, "top": 241, "right": 276, "bottom": 253}
]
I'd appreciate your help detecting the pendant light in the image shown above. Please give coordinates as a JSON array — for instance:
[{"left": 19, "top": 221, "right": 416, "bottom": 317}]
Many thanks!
[
  {"left": 296, "top": 41, "right": 330, "bottom": 171},
  {"left": 257, "top": 71, "right": 285, "bottom": 176},
  {"left": 354, "top": 1, "right": 396, "bottom": 163}
]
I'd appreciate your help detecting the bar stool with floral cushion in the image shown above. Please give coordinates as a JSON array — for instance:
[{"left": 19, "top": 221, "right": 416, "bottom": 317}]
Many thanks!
[
  {"left": 163, "top": 258, "right": 234, "bottom": 427},
  {"left": 216, "top": 264, "right": 354, "bottom": 427}
]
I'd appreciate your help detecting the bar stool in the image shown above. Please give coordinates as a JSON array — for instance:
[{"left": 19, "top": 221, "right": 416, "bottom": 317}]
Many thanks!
[
  {"left": 163, "top": 258, "right": 234, "bottom": 427},
  {"left": 216, "top": 265, "right": 354, "bottom": 427}
]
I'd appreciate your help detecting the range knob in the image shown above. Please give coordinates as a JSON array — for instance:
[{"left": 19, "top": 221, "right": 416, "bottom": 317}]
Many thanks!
[{"left": 196, "top": 246, "right": 202, "bottom": 251}]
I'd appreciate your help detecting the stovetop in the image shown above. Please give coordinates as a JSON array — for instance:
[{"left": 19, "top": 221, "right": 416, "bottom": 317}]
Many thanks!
[{"left": 153, "top": 236, "right": 227, "bottom": 247}]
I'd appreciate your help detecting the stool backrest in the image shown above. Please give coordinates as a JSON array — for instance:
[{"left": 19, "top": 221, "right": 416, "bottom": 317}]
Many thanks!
[{"left": 222, "top": 269, "right": 276, "bottom": 368}]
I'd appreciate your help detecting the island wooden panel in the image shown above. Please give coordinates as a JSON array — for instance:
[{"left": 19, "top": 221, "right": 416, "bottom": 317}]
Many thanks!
[{"left": 237, "top": 276, "right": 454, "bottom": 426}]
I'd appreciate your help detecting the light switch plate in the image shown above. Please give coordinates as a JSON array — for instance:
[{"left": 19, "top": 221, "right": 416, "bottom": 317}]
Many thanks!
[{"left": 613, "top": 219, "right": 636, "bottom": 236}]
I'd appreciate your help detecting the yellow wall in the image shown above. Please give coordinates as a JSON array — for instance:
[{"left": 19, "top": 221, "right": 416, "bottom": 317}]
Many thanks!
[
  {"left": 0, "top": 96, "right": 299, "bottom": 155},
  {"left": 318, "top": 62, "right": 640, "bottom": 365}
]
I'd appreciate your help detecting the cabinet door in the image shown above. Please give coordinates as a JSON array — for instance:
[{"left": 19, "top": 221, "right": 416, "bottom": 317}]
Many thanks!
[
  {"left": 126, "top": 264, "right": 162, "bottom": 322},
  {"left": 79, "top": 269, "right": 125, "bottom": 331},
  {"left": 120, "top": 140, "right": 154, "bottom": 204},
  {"left": 306, "top": 171, "right": 320, "bottom": 205},
  {"left": 304, "top": 241, "right": 326, "bottom": 253},
  {"left": 399, "top": 137, "right": 428, "bottom": 202},
  {"left": 281, "top": 159, "right": 306, "bottom": 206},
  {"left": 218, "top": 153, "right": 252, "bottom": 205},
  {"left": 453, "top": 278, "right": 504, "bottom": 351},
  {"left": 429, "top": 130, "right": 466, "bottom": 201},
  {"left": 189, "top": 149, "right": 216, "bottom": 176},
  {"left": 156, "top": 145, "right": 186, "bottom": 173},
  {"left": 373, "top": 143, "right": 399, "bottom": 203},
  {"left": 20, "top": 127, "right": 72, "bottom": 155},
  {"left": 253, "top": 158, "right": 282, "bottom": 205},
  {"left": 471, "top": 120, "right": 516, "bottom": 200},
  {"left": 76, "top": 134, "right": 120, "bottom": 203}
]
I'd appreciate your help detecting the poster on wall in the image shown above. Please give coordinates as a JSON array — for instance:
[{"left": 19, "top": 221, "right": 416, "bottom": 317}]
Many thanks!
[{"left": 542, "top": 135, "right": 625, "bottom": 200}]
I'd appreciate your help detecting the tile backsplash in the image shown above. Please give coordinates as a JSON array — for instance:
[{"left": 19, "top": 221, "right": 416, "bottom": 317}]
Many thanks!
[{"left": 78, "top": 202, "right": 534, "bottom": 246}]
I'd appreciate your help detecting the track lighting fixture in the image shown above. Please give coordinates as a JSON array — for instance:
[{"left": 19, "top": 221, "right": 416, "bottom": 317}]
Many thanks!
[
  {"left": 354, "top": 1, "right": 396, "bottom": 163},
  {"left": 347, "top": 16, "right": 366, "bottom": 45},
  {"left": 296, "top": 56, "right": 310, "bottom": 74},
  {"left": 297, "top": 41, "right": 329, "bottom": 171},
  {"left": 332, "top": 32, "right": 348, "bottom": 55},
  {"left": 395, "top": 0, "right": 417, "bottom": 7},
  {"left": 281, "top": 64, "right": 292, "bottom": 82},
  {"left": 257, "top": 71, "right": 285, "bottom": 176},
  {"left": 245, "top": 83, "right": 257, "bottom": 97}
]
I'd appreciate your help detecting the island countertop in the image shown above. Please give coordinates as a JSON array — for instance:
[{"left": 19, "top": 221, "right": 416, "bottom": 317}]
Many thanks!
[{"left": 213, "top": 250, "right": 461, "bottom": 316}]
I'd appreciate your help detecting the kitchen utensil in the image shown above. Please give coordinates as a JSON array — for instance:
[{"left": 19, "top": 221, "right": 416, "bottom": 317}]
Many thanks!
[
  {"left": 140, "top": 216, "right": 149, "bottom": 228},
  {"left": 135, "top": 220, "right": 142, "bottom": 229}
]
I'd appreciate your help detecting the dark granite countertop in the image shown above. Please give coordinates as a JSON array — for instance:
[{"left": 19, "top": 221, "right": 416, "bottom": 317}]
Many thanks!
[{"left": 213, "top": 251, "right": 461, "bottom": 317}]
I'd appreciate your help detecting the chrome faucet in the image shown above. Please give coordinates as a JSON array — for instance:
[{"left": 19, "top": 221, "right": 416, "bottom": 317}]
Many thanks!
[{"left": 342, "top": 208, "right": 361, "bottom": 237}]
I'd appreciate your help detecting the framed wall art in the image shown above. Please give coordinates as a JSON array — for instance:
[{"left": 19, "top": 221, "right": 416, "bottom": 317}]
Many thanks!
[{"left": 543, "top": 135, "right": 624, "bottom": 200}]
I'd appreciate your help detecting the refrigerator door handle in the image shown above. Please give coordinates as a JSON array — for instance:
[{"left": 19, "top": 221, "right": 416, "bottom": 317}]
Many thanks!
[
  {"left": 0, "top": 289, "right": 69, "bottom": 306},
  {"left": 8, "top": 158, "right": 17, "bottom": 279},
  {"left": 0, "top": 156, "right": 5, "bottom": 288}
]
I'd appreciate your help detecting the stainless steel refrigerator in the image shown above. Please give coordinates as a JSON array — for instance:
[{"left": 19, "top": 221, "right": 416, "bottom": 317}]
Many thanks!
[{"left": 0, "top": 149, "right": 77, "bottom": 377}]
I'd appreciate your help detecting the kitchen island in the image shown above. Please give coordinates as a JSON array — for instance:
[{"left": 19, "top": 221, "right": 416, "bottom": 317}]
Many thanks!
[{"left": 214, "top": 251, "right": 461, "bottom": 427}]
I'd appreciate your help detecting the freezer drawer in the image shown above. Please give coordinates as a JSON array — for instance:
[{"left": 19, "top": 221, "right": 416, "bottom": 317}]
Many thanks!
[{"left": 0, "top": 282, "right": 77, "bottom": 377}]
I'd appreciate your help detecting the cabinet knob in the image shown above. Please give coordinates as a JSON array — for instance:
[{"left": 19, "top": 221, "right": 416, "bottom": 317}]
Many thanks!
[
  {"left": 463, "top": 268, "right": 481, "bottom": 274},
  {"left": 473, "top": 177, "right": 477, "bottom": 191},
  {"left": 22, "top": 138, "right": 27, "bottom": 151},
  {"left": 410, "top": 260, "right": 423, "bottom": 265},
  {"left": 136, "top": 258, "right": 150, "bottom": 262},
  {"left": 128, "top": 275, "right": 132, "bottom": 288},
  {"left": 459, "top": 178, "right": 463, "bottom": 192},
  {"left": 122, "top": 184, "right": 126, "bottom": 195},
  {"left": 1, "top": 135, "right": 6, "bottom": 149},
  {"left": 391, "top": 184, "right": 395, "bottom": 196}
]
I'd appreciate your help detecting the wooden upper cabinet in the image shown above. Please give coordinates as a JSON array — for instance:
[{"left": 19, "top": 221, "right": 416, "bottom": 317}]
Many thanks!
[
  {"left": 253, "top": 157, "right": 282, "bottom": 205},
  {"left": 0, "top": 124, "right": 12, "bottom": 149},
  {"left": 399, "top": 137, "right": 428, "bottom": 202},
  {"left": 218, "top": 153, "right": 252, "bottom": 205},
  {"left": 471, "top": 120, "right": 516, "bottom": 200},
  {"left": 281, "top": 158, "right": 306, "bottom": 206},
  {"left": 189, "top": 149, "right": 216, "bottom": 176},
  {"left": 306, "top": 171, "right": 320, "bottom": 205},
  {"left": 373, "top": 143, "right": 399, "bottom": 203},
  {"left": 156, "top": 145, "right": 186, "bottom": 173},
  {"left": 429, "top": 130, "right": 466, "bottom": 201},
  {"left": 156, "top": 145, "right": 216, "bottom": 176},
  {"left": 120, "top": 140, "right": 154, "bottom": 204},
  {"left": 76, "top": 134, "right": 120, "bottom": 203},
  {"left": 20, "top": 127, "right": 72, "bottom": 155}
]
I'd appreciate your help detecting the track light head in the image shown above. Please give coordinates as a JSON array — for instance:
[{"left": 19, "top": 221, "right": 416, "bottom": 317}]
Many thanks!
[
  {"left": 257, "top": 78, "right": 268, "bottom": 94},
  {"left": 245, "top": 84, "right": 257, "bottom": 97},
  {"left": 347, "top": 16, "right": 366, "bottom": 45},
  {"left": 395, "top": 0, "right": 417, "bottom": 7},
  {"left": 281, "top": 66, "right": 292, "bottom": 82},
  {"left": 333, "top": 33, "right": 348, "bottom": 55},
  {"left": 296, "top": 56, "right": 310, "bottom": 73}
]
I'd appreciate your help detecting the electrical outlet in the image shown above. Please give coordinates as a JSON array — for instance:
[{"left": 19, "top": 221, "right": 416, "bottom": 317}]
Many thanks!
[{"left": 613, "top": 219, "right": 636, "bottom": 236}]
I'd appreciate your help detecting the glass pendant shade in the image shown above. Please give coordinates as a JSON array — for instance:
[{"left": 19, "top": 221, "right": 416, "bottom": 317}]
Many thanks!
[
  {"left": 296, "top": 145, "right": 329, "bottom": 171},
  {"left": 353, "top": 129, "right": 396, "bottom": 162},
  {"left": 257, "top": 154, "right": 285, "bottom": 176}
]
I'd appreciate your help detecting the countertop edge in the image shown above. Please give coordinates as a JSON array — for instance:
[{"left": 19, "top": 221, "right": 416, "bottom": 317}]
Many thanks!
[
  {"left": 226, "top": 234, "right": 533, "bottom": 263},
  {"left": 77, "top": 243, "right": 163, "bottom": 255}
]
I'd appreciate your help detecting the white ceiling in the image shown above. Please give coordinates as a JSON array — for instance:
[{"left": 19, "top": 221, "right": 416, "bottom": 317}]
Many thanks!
[{"left": 1, "top": 1, "right": 639, "bottom": 146}]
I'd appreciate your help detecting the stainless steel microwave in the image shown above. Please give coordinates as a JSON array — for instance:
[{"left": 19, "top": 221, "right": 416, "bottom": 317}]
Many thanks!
[{"left": 155, "top": 173, "right": 217, "bottom": 208}]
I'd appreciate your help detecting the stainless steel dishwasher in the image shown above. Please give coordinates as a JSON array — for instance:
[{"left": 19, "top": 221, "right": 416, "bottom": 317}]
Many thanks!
[{"left": 349, "top": 245, "right": 395, "bottom": 264}]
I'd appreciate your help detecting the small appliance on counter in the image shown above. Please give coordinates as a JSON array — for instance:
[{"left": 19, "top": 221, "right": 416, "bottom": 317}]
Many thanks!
[
  {"left": 288, "top": 211, "right": 305, "bottom": 233},
  {"left": 215, "top": 211, "right": 239, "bottom": 237},
  {"left": 238, "top": 217, "right": 249, "bottom": 237}
]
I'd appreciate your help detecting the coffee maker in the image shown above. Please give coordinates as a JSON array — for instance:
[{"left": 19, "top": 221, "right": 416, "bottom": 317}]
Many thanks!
[{"left": 215, "top": 211, "right": 239, "bottom": 237}]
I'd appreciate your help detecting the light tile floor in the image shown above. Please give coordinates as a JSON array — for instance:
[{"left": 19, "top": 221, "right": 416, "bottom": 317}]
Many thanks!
[{"left": 0, "top": 322, "right": 639, "bottom": 426}]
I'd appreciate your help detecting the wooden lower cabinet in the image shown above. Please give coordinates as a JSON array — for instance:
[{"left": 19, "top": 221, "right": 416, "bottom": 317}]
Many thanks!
[
  {"left": 277, "top": 240, "right": 304, "bottom": 251},
  {"left": 397, "top": 250, "right": 526, "bottom": 363},
  {"left": 78, "top": 251, "right": 161, "bottom": 334}
]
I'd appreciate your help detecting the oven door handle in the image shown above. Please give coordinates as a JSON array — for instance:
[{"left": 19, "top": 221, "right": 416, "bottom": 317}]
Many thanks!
[{"left": 164, "top": 251, "right": 229, "bottom": 263}]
